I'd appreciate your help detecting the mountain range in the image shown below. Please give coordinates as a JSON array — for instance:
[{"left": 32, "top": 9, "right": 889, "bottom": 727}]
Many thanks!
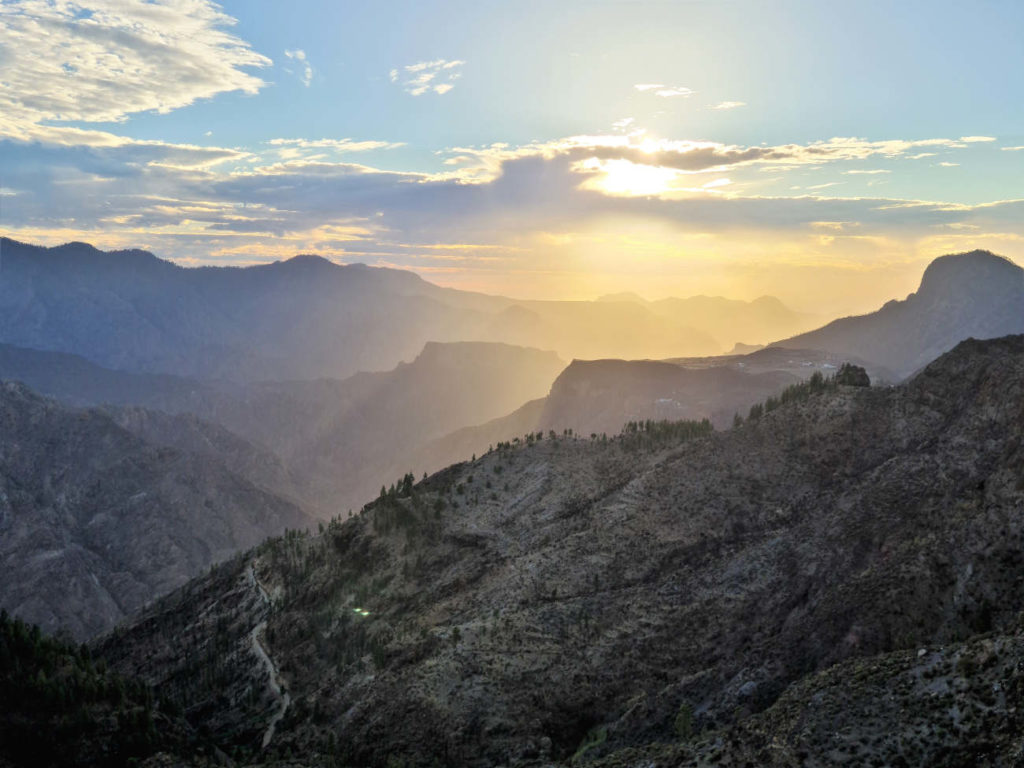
[
  {"left": 88, "top": 334, "right": 1024, "bottom": 766},
  {"left": 0, "top": 238, "right": 817, "bottom": 381},
  {"left": 3, "top": 237, "right": 1024, "bottom": 765}
]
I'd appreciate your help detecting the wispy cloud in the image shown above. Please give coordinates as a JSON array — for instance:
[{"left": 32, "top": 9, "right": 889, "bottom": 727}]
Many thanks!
[
  {"left": 284, "top": 49, "right": 313, "bottom": 87},
  {"left": 1002, "top": 146, "right": 1024, "bottom": 152},
  {"left": 937, "top": 161, "right": 960, "bottom": 167},
  {"left": 0, "top": 0, "right": 270, "bottom": 131},
  {"left": 843, "top": 169, "right": 891, "bottom": 175},
  {"left": 268, "top": 138, "right": 404, "bottom": 152},
  {"left": 711, "top": 101, "right": 746, "bottom": 110},
  {"left": 390, "top": 59, "right": 464, "bottom": 96},
  {"left": 959, "top": 136, "right": 996, "bottom": 143},
  {"left": 634, "top": 83, "right": 695, "bottom": 98}
]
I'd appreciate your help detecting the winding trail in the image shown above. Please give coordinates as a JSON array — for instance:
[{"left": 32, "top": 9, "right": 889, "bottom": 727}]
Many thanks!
[{"left": 247, "top": 563, "right": 291, "bottom": 749}]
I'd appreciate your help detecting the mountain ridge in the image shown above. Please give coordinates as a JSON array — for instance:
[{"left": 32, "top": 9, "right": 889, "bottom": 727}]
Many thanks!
[
  {"left": 774, "top": 249, "right": 1024, "bottom": 377},
  {"left": 97, "top": 334, "right": 1024, "bottom": 766}
]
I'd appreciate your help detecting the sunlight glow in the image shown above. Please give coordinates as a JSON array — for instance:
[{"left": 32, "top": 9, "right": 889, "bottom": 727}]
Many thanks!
[{"left": 578, "top": 158, "right": 681, "bottom": 197}]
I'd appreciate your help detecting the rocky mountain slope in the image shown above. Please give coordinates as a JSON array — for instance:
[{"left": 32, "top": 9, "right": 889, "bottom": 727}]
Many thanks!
[
  {"left": 97, "top": 335, "right": 1024, "bottom": 766},
  {"left": 0, "top": 382, "right": 313, "bottom": 640},
  {"left": 775, "top": 250, "right": 1024, "bottom": 377},
  {"left": 591, "top": 619, "right": 1024, "bottom": 767},
  {"left": 0, "top": 238, "right": 779, "bottom": 380}
]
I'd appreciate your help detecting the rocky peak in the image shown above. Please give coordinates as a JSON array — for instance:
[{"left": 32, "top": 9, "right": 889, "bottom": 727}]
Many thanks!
[{"left": 914, "top": 249, "right": 1023, "bottom": 304}]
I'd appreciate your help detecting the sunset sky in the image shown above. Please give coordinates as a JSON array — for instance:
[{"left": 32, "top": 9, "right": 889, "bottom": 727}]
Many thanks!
[{"left": 2, "top": 0, "right": 1023, "bottom": 313}]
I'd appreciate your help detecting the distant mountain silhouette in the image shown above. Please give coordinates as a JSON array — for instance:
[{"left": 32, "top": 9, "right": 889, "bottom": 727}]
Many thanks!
[
  {"left": 774, "top": 250, "right": 1024, "bottom": 377},
  {"left": 592, "top": 291, "right": 819, "bottom": 349},
  {"left": 0, "top": 238, "right": 811, "bottom": 379}
]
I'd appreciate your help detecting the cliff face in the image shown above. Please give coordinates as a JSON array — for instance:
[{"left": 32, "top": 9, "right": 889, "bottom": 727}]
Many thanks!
[
  {"left": 99, "top": 336, "right": 1024, "bottom": 766},
  {"left": 537, "top": 345, "right": 890, "bottom": 434},
  {"left": 539, "top": 358, "right": 797, "bottom": 432},
  {"left": 0, "top": 382, "right": 313, "bottom": 640},
  {"left": 775, "top": 250, "right": 1024, "bottom": 377}
]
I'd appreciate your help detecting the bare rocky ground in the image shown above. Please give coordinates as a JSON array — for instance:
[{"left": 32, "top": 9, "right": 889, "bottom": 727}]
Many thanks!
[{"left": 98, "top": 336, "right": 1024, "bottom": 767}]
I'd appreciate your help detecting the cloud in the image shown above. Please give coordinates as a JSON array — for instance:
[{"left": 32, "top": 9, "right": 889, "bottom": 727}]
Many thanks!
[
  {"left": 711, "top": 101, "right": 746, "bottom": 110},
  {"left": 959, "top": 136, "right": 996, "bottom": 143},
  {"left": 284, "top": 49, "right": 313, "bottom": 87},
  {"left": 0, "top": 0, "right": 271, "bottom": 129},
  {"left": 442, "top": 134, "right": 981, "bottom": 183},
  {"left": 391, "top": 59, "right": 464, "bottom": 96},
  {"left": 1002, "top": 146, "right": 1024, "bottom": 152},
  {"left": 843, "top": 169, "right": 891, "bottom": 175},
  {"left": 4, "top": 118, "right": 1022, "bottom": 307},
  {"left": 937, "top": 161, "right": 960, "bottom": 167},
  {"left": 268, "top": 138, "right": 405, "bottom": 152},
  {"left": 634, "top": 83, "right": 695, "bottom": 98},
  {"left": 9, "top": 131, "right": 1022, "bottom": 247}
]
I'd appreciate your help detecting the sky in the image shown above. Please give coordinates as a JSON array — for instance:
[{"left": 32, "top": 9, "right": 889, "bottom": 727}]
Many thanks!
[{"left": 1, "top": 0, "right": 1023, "bottom": 314}]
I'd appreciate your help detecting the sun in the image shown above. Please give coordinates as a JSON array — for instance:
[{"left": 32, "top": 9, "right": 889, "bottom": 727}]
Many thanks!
[{"left": 578, "top": 157, "right": 680, "bottom": 197}]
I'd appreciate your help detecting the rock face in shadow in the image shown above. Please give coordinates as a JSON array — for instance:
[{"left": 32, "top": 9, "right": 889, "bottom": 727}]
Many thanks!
[
  {"left": 775, "top": 250, "right": 1024, "bottom": 377},
  {"left": 99, "top": 336, "right": 1024, "bottom": 766},
  {"left": 0, "top": 381, "right": 313, "bottom": 640}
]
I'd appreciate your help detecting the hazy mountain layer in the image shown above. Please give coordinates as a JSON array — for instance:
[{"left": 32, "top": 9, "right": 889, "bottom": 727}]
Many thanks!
[
  {"left": 0, "top": 238, "right": 807, "bottom": 380},
  {"left": 0, "top": 339, "right": 565, "bottom": 515},
  {"left": 596, "top": 292, "right": 819, "bottom": 349},
  {"left": 97, "top": 335, "right": 1024, "bottom": 766},
  {"left": 0, "top": 382, "right": 313, "bottom": 640},
  {"left": 775, "top": 250, "right": 1024, "bottom": 377}
]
